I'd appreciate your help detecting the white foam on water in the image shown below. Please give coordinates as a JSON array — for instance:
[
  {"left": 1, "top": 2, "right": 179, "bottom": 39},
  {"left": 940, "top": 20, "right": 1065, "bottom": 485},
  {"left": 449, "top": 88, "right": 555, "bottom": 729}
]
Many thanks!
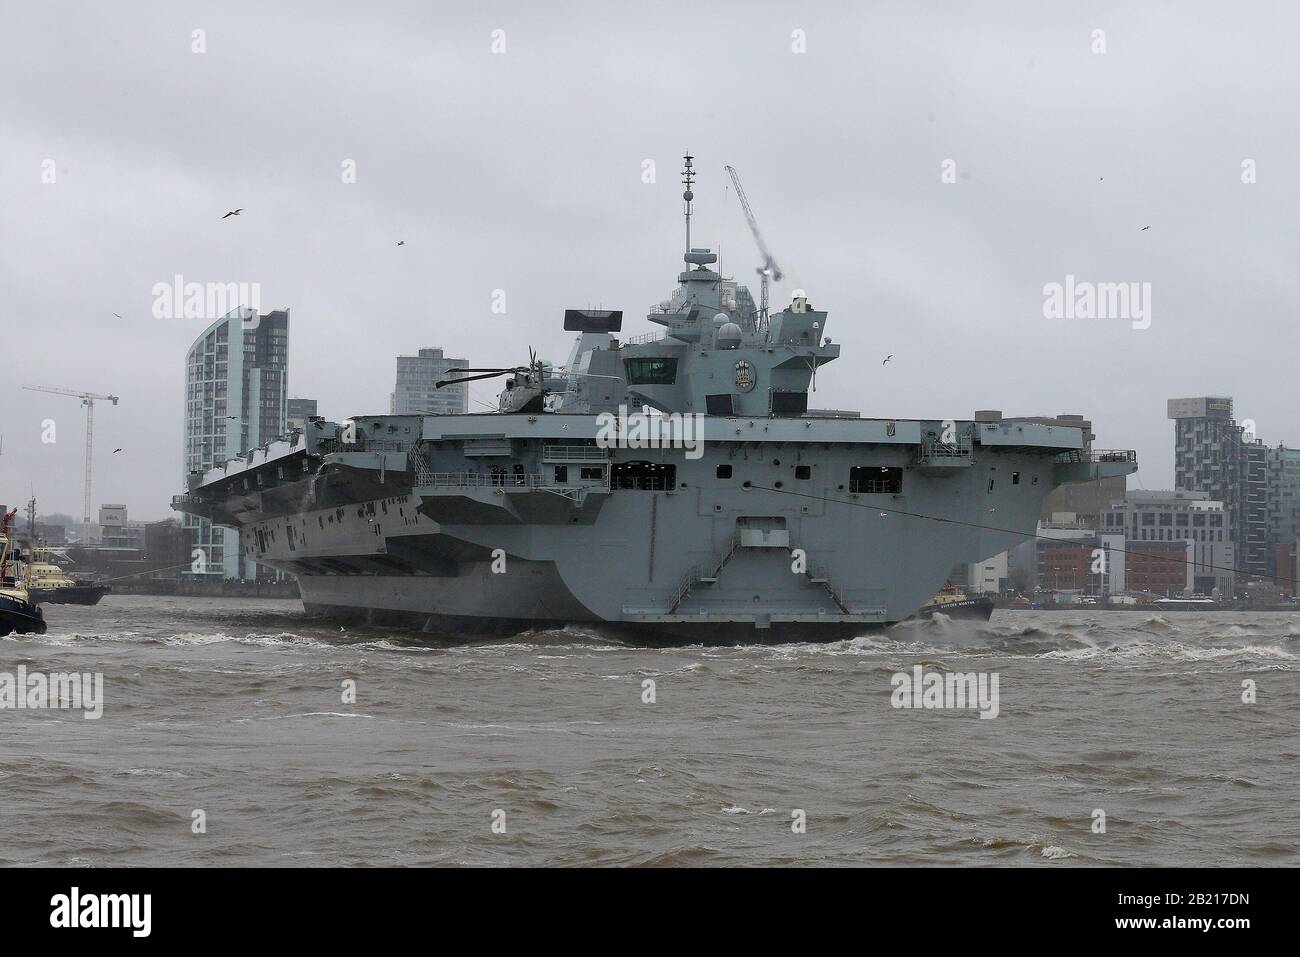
[{"left": 115, "top": 768, "right": 187, "bottom": 778}]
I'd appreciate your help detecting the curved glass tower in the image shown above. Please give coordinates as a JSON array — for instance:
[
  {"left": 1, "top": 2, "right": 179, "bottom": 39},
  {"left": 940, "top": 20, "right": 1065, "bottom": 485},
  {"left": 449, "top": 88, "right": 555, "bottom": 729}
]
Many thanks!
[{"left": 182, "top": 308, "right": 289, "bottom": 579}]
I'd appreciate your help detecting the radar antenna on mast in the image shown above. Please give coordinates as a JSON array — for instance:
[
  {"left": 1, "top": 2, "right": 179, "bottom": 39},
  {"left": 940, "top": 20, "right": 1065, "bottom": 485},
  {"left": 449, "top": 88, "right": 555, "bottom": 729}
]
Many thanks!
[
  {"left": 724, "top": 164, "right": 784, "bottom": 332},
  {"left": 681, "top": 153, "right": 695, "bottom": 255}
]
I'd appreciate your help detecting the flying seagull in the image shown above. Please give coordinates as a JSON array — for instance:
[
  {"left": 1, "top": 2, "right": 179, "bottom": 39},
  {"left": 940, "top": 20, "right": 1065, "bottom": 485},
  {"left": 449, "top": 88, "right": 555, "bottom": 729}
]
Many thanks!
[
  {"left": 397, "top": 240, "right": 405, "bottom": 246},
  {"left": 221, "top": 208, "right": 243, "bottom": 219},
  {"left": 882, "top": 355, "right": 893, "bottom": 365},
  {"left": 113, "top": 448, "right": 123, "bottom": 453},
  {"left": 1139, "top": 225, "right": 1150, "bottom": 231},
  {"left": 112, "top": 312, "right": 122, "bottom": 319}
]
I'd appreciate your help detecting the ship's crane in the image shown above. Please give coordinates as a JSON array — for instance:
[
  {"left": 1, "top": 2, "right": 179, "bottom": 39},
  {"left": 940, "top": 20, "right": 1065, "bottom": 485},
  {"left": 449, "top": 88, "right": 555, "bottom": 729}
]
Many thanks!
[
  {"left": 21, "top": 384, "right": 119, "bottom": 533},
  {"left": 724, "top": 164, "right": 784, "bottom": 328}
]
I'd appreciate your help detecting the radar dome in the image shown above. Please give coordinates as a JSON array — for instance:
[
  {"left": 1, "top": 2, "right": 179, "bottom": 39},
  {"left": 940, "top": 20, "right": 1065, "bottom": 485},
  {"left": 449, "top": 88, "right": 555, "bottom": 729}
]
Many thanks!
[{"left": 716, "top": 321, "right": 743, "bottom": 349}]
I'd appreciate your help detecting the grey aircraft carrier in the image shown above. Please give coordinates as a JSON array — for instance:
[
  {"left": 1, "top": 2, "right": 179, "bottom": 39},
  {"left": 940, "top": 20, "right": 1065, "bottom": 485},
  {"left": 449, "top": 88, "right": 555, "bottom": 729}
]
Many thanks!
[{"left": 175, "top": 155, "right": 1136, "bottom": 642}]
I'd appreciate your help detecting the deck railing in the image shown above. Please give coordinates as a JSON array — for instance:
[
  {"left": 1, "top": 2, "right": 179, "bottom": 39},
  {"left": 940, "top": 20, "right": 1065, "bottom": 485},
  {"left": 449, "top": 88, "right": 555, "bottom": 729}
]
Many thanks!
[
  {"left": 541, "top": 444, "right": 611, "bottom": 462},
  {"left": 1055, "top": 449, "right": 1137, "bottom": 464},
  {"left": 623, "top": 330, "right": 667, "bottom": 345},
  {"left": 918, "top": 435, "right": 973, "bottom": 461}
]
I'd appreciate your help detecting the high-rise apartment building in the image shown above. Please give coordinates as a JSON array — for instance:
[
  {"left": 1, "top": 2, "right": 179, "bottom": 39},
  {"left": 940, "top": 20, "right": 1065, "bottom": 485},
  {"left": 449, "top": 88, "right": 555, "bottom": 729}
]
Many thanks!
[
  {"left": 1265, "top": 445, "right": 1300, "bottom": 555},
  {"left": 287, "top": 397, "right": 318, "bottom": 432},
  {"left": 1167, "top": 397, "right": 1268, "bottom": 578},
  {"left": 390, "top": 348, "right": 469, "bottom": 415},
  {"left": 183, "top": 308, "right": 289, "bottom": 578}
]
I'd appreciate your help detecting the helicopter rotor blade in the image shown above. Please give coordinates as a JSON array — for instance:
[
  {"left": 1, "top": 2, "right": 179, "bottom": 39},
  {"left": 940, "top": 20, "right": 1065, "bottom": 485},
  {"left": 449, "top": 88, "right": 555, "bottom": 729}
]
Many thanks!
[{"left": 436, "top": 369, "right": 523, "bottom": 388}]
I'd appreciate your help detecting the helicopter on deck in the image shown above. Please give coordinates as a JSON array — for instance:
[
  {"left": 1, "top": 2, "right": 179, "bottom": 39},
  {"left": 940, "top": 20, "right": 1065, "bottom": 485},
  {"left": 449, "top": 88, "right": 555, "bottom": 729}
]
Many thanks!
[{"left": 436, "top": 348, "right": 568, "bottom": 414}]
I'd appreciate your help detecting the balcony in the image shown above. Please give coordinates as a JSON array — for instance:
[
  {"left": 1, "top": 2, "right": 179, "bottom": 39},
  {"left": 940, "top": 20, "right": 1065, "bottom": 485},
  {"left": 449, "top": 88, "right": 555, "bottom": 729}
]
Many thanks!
[{"left": 916, "top": 435, "right": 974, "bottom": 472}]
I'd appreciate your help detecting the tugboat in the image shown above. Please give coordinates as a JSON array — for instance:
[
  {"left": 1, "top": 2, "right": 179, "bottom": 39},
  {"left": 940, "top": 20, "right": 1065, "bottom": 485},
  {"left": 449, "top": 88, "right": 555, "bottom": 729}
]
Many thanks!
[
  {"left": 915, "top": 582, "right": 995, "bottom": 621},
  {"left": 0, "top": 509, "right": 46, "bottom": 637},
  {"left": 21, "top": 541, "right": 110, "bottom": 605}
]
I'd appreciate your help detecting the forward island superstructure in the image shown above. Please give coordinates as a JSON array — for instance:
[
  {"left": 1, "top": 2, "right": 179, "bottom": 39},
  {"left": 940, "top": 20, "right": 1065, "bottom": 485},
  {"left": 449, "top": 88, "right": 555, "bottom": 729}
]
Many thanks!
[{"left": 175, "top": 156, "right": 1136, "bottom": 642}]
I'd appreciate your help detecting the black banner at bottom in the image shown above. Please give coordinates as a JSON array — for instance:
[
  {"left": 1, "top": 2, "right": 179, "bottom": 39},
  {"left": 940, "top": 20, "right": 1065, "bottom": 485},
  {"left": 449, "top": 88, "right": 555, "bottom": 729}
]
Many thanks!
[{"left": 0, "top": 866, "right": 1278, "bottom": 943}]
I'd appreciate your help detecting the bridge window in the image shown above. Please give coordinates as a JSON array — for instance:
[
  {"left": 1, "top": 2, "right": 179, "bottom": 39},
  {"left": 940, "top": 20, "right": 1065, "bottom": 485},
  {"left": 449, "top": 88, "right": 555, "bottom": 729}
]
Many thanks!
[
  {"left": 554, "top": 465, "right": 568, "bottom": 483},
  {"left": 580, "top": 466, "right": 604, "bottom": 481},
  {"left": 849, "top": 466, "right": 902, "bottom": 494},
  {"left": 705, "top": 394, "right": 734, "bottom": 415},
  {"left": 611, "top": 461, "right": 677, "bottom": 491},
  {"left": 717, "top": 464, "right": 732, "bottom": 479},
  {"left": 770, "top": 391, "right": 808, "bottom": 416},
  {"left": 623, "top": 357, "right": 678, "bottom": 385},
  {"left": 795, "top": 465, "right": 811, "bottom": 480}
]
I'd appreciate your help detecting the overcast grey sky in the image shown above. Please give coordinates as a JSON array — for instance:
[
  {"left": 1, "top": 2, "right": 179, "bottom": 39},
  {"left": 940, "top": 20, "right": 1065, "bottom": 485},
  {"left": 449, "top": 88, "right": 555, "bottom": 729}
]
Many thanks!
[{"left": 2, "top": 0, "right": 1297, "bottom": 520}]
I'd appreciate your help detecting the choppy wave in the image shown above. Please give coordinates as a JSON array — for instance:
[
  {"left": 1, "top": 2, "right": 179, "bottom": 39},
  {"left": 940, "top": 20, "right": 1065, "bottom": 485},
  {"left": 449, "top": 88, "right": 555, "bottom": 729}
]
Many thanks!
[
  {"left": 14, "top": 603, "right": 1299, "bottom": 666},
  {"left": 4, "top": 598, "right": 1297, "bottom": 867},
  {"left": 714, "top": 616, "right": 1300, "bottom": 666}
]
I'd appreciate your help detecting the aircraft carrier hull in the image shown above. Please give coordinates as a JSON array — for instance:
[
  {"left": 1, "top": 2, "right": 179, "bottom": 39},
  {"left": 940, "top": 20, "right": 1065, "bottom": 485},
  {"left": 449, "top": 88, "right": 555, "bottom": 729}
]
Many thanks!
[
  {"left": 176, "top": 412, "right": 1136, "bottom": 646},
  {"left": 296, "top": 570, "right": 868, "bottom": 644}
]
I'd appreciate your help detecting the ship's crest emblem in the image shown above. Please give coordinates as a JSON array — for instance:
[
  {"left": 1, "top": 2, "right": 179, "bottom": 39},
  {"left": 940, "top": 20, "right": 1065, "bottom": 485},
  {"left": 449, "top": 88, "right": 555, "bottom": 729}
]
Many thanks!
[{"left": 733, "top": 359, "right": 755, "bottom": 392}]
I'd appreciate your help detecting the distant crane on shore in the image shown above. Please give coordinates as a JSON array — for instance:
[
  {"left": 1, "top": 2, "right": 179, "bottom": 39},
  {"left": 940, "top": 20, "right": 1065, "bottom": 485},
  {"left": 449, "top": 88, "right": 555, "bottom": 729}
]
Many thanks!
[
  {"left": 21, "top": 384, "right": 120, "bottom": 534},
  {"left": 724, "top": 164, "right": 784, "bottom": 329}
]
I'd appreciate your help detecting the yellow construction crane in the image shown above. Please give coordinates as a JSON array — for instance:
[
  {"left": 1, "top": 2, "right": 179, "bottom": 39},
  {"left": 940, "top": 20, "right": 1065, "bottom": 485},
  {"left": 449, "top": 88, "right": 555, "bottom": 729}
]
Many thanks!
[{"left": 21, "top": 384, "right": 119, "bottom": 532}]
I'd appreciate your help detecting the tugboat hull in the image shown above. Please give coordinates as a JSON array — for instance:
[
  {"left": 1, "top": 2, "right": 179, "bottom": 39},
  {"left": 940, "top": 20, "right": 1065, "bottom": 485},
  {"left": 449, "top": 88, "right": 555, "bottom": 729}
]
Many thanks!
[
  {"left": 28, "top": 584, "right": 110, "bottom": 606},
  {"left": 0, "top": 593, "right": 47, "bottom": 636},
  {"left": 915, "top": 596, "right": 995, "bottom": 622}
]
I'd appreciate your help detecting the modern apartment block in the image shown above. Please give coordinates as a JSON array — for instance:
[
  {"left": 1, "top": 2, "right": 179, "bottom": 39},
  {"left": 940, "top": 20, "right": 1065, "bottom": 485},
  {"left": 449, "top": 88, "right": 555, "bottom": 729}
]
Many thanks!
[
  {"left": 182, "top": 308, "right": 290, "bottom": 578},
  {"left": 390, "top": 348, "right": 469, "bottom": 415},
  {"left": 1101, "top": 490, "right": 1235, "bottom": 595},
  {"left": 1265, "top": 445, "right": 1300, "bottom": 550},
  {"left": 1168, "top": 396, "right": 1269, "bottom": 578},
  {"left": 287, "top": 397, "right": 318, "bottom": 432}
]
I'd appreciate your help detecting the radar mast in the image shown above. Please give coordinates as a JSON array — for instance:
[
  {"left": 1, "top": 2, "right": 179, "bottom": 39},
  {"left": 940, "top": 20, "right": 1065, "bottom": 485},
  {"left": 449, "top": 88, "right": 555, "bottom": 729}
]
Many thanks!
[{"left": 681, "top": 153, "right": 695, "bottom": 257}]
